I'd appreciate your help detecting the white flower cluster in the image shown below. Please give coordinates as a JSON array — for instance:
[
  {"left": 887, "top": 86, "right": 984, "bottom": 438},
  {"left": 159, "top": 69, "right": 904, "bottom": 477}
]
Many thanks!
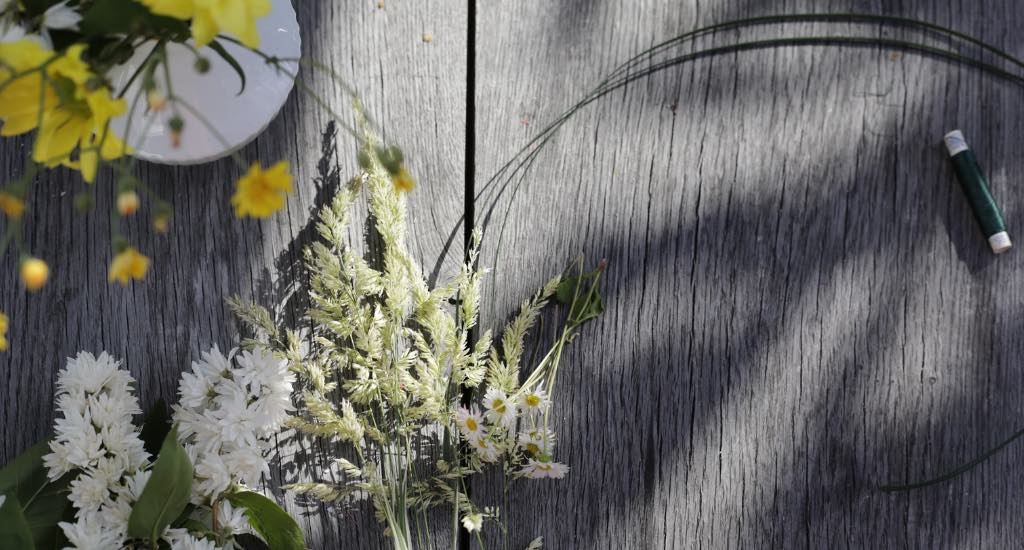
[
  {"left": 454, "top": 385, "right": 569, "bottom": 479},
  {"left": 42, "top": 352, "right": 151, "bottom": 548},
  {"left": 173, "top": 347, "right": 295, "bottom": 503},
  {"left": 38, "top": 348, "right": 295, "bottom": 549}
]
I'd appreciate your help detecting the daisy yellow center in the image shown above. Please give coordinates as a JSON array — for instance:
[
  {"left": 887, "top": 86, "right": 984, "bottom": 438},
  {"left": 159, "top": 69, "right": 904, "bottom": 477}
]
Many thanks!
[
  {"left": 465, "top": 418, "right": 477, "bottom": 431},
  {"left": 525, "top": 394, "right": 541, "bottom": 407},
  {"left": 525, "top": 443, "right": 540, "bottom": 455},
  {"left": 492, "top": 399, "right": 506, "bottom": 413}
]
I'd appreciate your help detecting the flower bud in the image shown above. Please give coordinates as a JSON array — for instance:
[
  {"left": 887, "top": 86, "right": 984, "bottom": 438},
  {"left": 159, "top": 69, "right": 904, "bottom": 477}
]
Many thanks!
[
  {"left": 194, "top": 57, "right": 211, "bottom": 74},
  {"left": 117, "top": 190, "right": 140, "bottom": 216},
  {"left": 153, "top": 213, "right": 171, "bottom": 234},
  {"left": 20, "top": 257, "right": 49, "bottom": 292},
  {"left": 147, "top": 89, "right": 167, "bottom": 112},
  {"left": 169, "top": 116, "right": 184, "bottom": 148}
]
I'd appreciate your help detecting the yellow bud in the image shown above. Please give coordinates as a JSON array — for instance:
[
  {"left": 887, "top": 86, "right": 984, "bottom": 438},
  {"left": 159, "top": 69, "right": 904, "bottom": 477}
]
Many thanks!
[
  {"left": 20, "top": 257, "right": 49, "bottom": 292},
  {"left": 0, "top": 192, "right": 25, "bottom": 220},
  {"left": 392, "top": 167, "right": 415, "bottom": 194},
  {"left": 117, "top": 191, "right": 140, "bottom": 216},
  {"left": 147, "top": 89, "right": 167, "bottom": 112},
  {"left": 153, "top": 214, "right": 171, "bottom": 234}
]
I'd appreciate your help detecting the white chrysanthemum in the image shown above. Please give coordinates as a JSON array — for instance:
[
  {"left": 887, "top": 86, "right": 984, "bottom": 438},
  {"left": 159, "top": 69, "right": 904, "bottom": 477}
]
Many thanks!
[
  {"left": 454, "top": 406, "right": 485, "bottom": 442},
  {"left": 194, "top": 453, "right": 233, "bottom": 499},
  {"left": 98, "top": 424, "right": 149, "bottom": 473},
  {"left": 60, "top": 514, "right": 123, "bottom": 549},
  {"left": 174, "top": 407, "right": 225, "bottom": 455},
  {"left": 68, "top": 473, "right": 111, "bottom": 513},
  {"left": 178, "top": 370, "right": 216, "bottom": 410},
  {"left": 461, "top": 513, "right": 483, "bottom": 533},
  {"left": 119, "top": 469, "right": 152, "bottom": 501},
  {"left": 88, "top": 391, "right": 141, "bottom": 429},
  {"left": 517, "top": 386, "right": 551, "bottom": 417},
  {"left": 221, "top": 448, "right": 268, "bottom": 487},
  {"left": 517, "top": 427, "right": 556, "bottom": 457},
  {"left": 98, "top": 495, "right": 133, "bottom": 537},
  {"left": 519, "top": 459, "right": 569, "bottom": 479},
  {"left": 472, "top": 437, "right": 500, "bottom": 463},
  {"left": 43, "top": 441, "right": 74, "bottom": 480},
  {"left": 58, "top": 352, "right": 129, "bottom": 395},
  {"left": 164, "top": 528, "right": 221, "bottom": 550}
]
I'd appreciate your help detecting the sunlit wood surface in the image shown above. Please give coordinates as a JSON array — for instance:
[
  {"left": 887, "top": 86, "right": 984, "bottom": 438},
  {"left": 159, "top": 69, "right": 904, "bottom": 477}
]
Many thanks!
[{"left": 5, "top": 1, "right": 1024, "bottom": 548}]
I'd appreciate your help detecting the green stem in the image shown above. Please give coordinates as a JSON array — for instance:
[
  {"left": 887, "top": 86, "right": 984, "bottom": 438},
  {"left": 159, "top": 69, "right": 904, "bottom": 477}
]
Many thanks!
[{"left": 881, "top": 427, "right": 1024, "bottom": 492}]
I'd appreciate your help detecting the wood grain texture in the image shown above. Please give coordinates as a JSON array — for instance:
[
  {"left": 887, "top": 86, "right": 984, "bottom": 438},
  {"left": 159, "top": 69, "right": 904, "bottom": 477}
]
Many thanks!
[
  {"left": 0, "top": 1, "right": 465, "bottom": 549},
  {"left": 476, "top": 0, "right": 1024, "bottom": 548}
]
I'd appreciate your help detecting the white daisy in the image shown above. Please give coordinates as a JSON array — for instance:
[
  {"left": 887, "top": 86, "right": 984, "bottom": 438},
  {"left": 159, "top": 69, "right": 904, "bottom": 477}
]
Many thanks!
[
  {"left": 519, "top": 459, "right": 569, "bottom": 479},
  {"left": 517, "top": 428, "right": 556, "bottom": 457},
  {"left": 517, "top": 386, "right": 551, "bottom": 417},
  {"left": 472, "top": 437, "right": 500, "bottom": 463},
  {"left": 454, "top": 406, "right": 485, "bottom": 442},
  {"left": 482, "top": 388, "right": 517, "bottom": 429},
  {"left": 461, "top": 513, "right": 483, "bottom": 533}
]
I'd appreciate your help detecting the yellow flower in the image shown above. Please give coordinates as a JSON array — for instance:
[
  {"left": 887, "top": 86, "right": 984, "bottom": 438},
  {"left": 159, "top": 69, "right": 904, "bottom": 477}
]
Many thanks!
[
  {"left": 0, "top": 311, "right": 8, "bottom": 351},
  {"left": 108, "top": 247, "right": 150, "bottom": 285},
  {"left": 20, "top": 257, "right": 49, "bottom": 292},
  {"left": 231, "top": 160, "right": 293, "bottom": 218},
  {"left": 0, "top": 39, "right": 58, "bottom": 137},
  {"left": 140, "top": 0, "right": 271, "bottom": 48},
  {"left": 392, "top": 166, "right": 415, "bottom": 193},
  {"left": 30, "top": 45, "right": 129, "bottom": 182},
  {"left": 0, "top": 192, "right": 26, "bottom": 219}
]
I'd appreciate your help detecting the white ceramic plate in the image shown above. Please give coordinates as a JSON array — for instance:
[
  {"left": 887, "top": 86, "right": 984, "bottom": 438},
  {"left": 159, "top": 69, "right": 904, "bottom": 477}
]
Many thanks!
[{"left": 108, "top": 1, "right": 301, "bottom": 165}]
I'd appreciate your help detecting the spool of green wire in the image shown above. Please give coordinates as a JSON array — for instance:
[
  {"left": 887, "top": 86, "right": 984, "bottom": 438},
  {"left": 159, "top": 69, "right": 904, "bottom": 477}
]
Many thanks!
[{"left": 944, "top": 130, "right": 1011, "bottom": 254}]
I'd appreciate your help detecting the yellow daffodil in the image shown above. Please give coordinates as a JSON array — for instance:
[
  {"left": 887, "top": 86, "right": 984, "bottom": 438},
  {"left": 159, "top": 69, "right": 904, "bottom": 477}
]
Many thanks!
[
  {"left": 231, "top": 160, "right": 293, "bottom": 218},
  {"left": 0, "top": 192, "right": 26, "bottom": 219},
  {"left": 31, "top": 45, "right": 129, "bottom": 182},
  {"left": 108, "top": 247, "right": 150, "bottom": 285},
  {"left": 20, "top": 257, "right": 49, "bottom": 291},
  {"left": 0, "top": 311, "right": 8, "bottom": 351},
  {"left": 140, "top": 0, "right": 271, "bottom": 48},
  {"left": 392, "top": 166, "right": 415, "bottom": 193},
  {"left": 0, "top": 39, "right": 58, "bottom": 137}
]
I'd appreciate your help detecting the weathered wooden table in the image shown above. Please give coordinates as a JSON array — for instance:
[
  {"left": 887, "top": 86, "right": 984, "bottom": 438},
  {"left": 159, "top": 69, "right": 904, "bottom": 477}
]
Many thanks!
[{"left": 4, "top": 1, "right": 1024, "bottom": 548}]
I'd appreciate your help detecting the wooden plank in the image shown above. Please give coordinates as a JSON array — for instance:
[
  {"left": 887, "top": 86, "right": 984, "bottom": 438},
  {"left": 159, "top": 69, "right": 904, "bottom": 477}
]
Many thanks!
[
  {"left": 477, "top": 1, "right": 1024, "bottom": 547},
  {"left": 0, "top": 1, "right": 465, "bottom": 549}
]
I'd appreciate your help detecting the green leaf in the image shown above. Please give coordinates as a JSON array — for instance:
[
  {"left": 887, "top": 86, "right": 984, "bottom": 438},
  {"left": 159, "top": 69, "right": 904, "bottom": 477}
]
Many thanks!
[
  {"left": 79, "top": 0, "right": 189, "bottom": 39},
  {"left": 127, "top": 427, "right": 193, "bottom": 544},
  {"left": 139, "top": 399, "right": 172, "bottom": 458},
  {"left": 0, "top": 493, "right": 35, "bottom": 550},
  {"left": 0, "top": 441, "right": 73, "bottom": 549},
  {"left": 207, "top": 40, "right": 247, "bottom": 95},
  {"left": 226, "top": 491, "right": 304, "bottom": 550}
]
